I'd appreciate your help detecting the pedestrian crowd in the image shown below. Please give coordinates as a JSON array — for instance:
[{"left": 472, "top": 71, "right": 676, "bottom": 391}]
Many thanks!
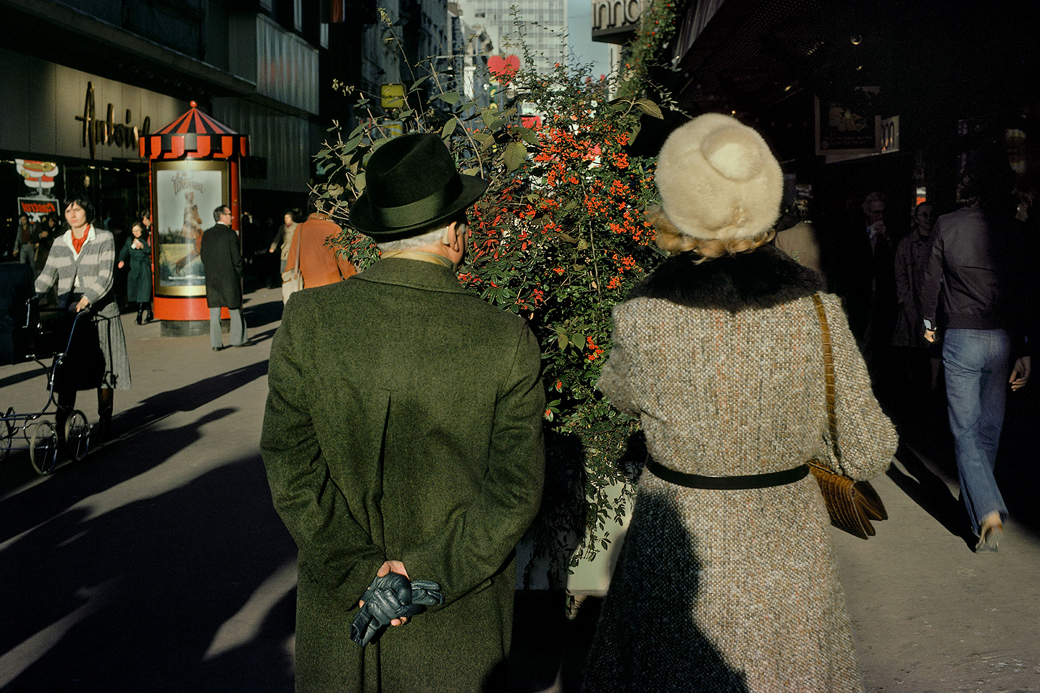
[{"left": 2, "top": 110, "right": 1034, "bottom": 692}]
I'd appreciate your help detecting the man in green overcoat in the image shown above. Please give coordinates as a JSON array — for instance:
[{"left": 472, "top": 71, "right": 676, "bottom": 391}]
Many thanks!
[{"left": 261, "top": 133, "right": 546, "bottom": 692}]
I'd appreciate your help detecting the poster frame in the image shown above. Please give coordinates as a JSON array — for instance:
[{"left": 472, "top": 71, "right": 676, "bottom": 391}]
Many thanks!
[{"left": 150, "top": 159, "right": 228, "bottom": 298}]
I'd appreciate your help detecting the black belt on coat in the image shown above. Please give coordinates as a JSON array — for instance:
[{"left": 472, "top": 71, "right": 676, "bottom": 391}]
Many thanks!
[{"left": 645, "top": 458, "right": 810, "bottom": 489}]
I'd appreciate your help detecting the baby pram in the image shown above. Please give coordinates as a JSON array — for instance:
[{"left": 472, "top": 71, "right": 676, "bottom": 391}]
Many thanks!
[{"left": 1, "top": 275, "right": 96, "bottom": 475}]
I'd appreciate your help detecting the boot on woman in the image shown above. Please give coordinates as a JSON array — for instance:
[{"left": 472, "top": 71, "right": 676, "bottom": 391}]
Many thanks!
[{"left": 97, "top": 387, "right": 114, "bottom": 442}]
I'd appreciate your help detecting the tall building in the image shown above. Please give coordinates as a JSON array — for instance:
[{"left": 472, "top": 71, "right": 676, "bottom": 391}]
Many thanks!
[
  {"left": 0, "top": 0, "right": 331, "bottom": 233},
  {"left": 455, "top": 0, "right": 568, "bottom": 72}
]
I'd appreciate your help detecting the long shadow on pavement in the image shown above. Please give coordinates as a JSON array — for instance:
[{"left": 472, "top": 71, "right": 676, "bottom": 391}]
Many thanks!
[
  {"left": 116, "top": 361, "right": 268, "bottom": 433},
  {"left": 0, "top": 362, "right": 50, "bottom": 391},
  {"left": 242, "top": 299, "right": 283, "bottom": 332},
  {"left": 0, "top": 406, "right": 237, "bottom": 545},
  {"left": 0, "top": 450, "right": 296, "bottom": 692},
  {"left": 884, "top": 382, "right": 1040, "bottom": 543},
  {"left": 889, "top": 443, "right": 974, "bottom": 549},
  {"left": 1, "top": 360, "right": 268, "bottom": 542},
  {"left": 996, "top": 388, "right": 1040, "bottom": 537}
]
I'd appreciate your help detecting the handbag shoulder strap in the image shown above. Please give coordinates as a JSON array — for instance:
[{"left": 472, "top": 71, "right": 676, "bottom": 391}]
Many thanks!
[
  {"left": 294, "top": 225, "right": 302, "bottom": 272},
  {"left": 811, "top": 293, "right": 840, "bottom": 461}
]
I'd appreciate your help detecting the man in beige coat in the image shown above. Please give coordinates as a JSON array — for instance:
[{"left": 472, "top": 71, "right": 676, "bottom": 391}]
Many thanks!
[{"left": 261, "top": 133, "right": 545, "bottom": 692}]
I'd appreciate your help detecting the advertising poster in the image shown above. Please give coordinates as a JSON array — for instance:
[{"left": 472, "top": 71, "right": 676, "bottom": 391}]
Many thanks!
[
  {"left": 815, "top": 88, "right": 882, "bottom": 156},
  {"left": 152, "top": 162, "right": 227, "bottom": 296},
  {"left": 15, "top": 160, "right": 61, "bottom": 222}
]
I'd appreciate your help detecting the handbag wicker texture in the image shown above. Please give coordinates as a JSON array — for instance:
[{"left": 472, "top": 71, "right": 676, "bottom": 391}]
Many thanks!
[{"left": 810, "top": 293, "right": 888, "bottom": 539}]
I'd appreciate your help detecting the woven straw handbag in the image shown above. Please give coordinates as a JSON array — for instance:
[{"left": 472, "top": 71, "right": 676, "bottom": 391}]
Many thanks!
[{"left": 809, "top": 294, "right": 888, "bottom": 539}]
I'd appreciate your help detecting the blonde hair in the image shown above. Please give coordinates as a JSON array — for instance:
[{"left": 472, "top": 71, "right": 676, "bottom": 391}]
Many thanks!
[{"left": 648, "top": 207, "right": 774, "bottom": 261}]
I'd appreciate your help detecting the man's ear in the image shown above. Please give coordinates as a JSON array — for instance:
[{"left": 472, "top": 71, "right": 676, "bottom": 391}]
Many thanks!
[{"left": 444, "top": 221, "right": 464, "bottom": 250}]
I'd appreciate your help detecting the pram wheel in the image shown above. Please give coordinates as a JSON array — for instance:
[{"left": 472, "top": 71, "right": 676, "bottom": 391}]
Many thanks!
[
  {"left": 30, "top": 421, "right": 58, "bottom": 475},
  {"left": 63, "top": 409, "right": 90, "bottom": 462},
  {"left": 1, "top": 409, "right": 14, "bottom": 464}
]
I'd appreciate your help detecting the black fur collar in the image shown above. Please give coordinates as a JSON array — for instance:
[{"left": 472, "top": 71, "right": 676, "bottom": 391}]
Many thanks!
[{"left": 628, "top": 244, "right": 822, "bottom": 312}]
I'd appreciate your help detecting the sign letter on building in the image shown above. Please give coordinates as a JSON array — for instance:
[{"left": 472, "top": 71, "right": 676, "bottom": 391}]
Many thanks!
[{"left": 74, "top": 82, "right": 152, "bottom": 159}]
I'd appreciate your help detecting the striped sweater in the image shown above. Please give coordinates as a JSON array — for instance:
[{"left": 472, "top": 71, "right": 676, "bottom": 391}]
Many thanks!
[{"left": 35, "top": 226, "right": 119, "bottom": 317}]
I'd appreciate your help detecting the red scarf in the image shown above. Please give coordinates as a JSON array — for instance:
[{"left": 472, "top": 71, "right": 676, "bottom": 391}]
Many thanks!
[{"left": 71, "top": 226, "right": 90, "bottom": 254}]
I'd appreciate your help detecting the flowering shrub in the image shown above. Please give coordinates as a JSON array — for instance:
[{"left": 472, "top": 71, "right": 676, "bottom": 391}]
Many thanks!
[
  {"left": 315, "top": 13, "right": 672, "bottom": 582},
  {"left": 617, "top": 0, "right": 681, "bottom": 99}
]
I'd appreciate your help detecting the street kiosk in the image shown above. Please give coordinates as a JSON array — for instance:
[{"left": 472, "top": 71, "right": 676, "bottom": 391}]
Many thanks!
[{"left": 139, "top": 102, "right": 249, "bottom": 336}]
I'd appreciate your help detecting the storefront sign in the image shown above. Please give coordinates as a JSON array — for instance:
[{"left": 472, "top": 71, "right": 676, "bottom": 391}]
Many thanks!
[
  {"left": 75, "top": 82, "right": 152, "bottom": 159},
  {"left": 18, "top": 197, "right": 59, "bottom": 222},
  {"left": 592, "top": 0, "right": 643, "bottom": 41}
]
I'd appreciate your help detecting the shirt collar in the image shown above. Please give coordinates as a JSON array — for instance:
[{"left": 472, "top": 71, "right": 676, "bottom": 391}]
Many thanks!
[{"left": 63, "top": 225, "right": 95, "bottom": 253}]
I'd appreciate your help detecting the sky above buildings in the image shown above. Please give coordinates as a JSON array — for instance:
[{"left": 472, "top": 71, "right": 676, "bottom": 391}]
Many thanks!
[{"left": 567, "top": 1, "right": 610, "bottom": 78}]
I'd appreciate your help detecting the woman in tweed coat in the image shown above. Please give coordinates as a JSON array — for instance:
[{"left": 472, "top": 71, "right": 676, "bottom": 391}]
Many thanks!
[
  {"left": 583, "top": 115, "right": 897, "bottom": 693},
  {"left": 35, "top": 196, "right": 131, "bottom": 441}
]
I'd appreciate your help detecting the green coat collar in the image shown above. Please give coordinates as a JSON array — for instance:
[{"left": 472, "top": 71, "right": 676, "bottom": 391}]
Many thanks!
[{"left": 354, "top": 257, "right": 470, "bottom": 295}]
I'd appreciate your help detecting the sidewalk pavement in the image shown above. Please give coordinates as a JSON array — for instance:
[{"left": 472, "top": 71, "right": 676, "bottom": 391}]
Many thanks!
[{"left": 1, "top": 286, "right": 1038, "bottom": 692}]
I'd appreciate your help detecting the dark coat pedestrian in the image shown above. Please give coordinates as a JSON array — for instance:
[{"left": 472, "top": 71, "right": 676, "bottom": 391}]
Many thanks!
[
  {"left": 200, "top": 221, "right": 243, "bottom": 309},
  {"left": 118, "top": 233, "right": 153, "bottom": 304},
  {"left": 261, "top": 133, "right": 545, "bottom": 692}
]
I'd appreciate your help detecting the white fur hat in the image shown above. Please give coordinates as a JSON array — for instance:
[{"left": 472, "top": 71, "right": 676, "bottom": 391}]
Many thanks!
[{"left": 655, "top": 113, "right": 783, "bottom": 242}]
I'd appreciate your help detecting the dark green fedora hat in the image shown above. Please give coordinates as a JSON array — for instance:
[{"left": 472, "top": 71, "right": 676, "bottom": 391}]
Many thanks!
[{"left": 350, "top": 133, "right": 489, "bottom": 241}]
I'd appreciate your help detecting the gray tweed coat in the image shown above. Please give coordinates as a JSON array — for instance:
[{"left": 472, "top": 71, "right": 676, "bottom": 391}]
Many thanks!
[
  {"left": 35, "top": 226, "right": 131, "bottom": 390},
  {"left": 584, "top": 247, "right": 897, "bottom": 693}
]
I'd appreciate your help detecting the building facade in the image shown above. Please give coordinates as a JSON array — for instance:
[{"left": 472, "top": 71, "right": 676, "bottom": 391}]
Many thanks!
[
  {"left": 456, "top": 0, "right": 568, "bottom": 72},
  {"left": 0, "top": 0, "right": 324, "bottom": 244}
]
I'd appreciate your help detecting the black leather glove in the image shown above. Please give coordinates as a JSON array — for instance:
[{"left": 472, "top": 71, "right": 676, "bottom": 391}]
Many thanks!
[
  {"left": 349, "top": 573, "right": 444, "bottom": 647},
  {"left": 408, "top": 580, "right": 445, "bottom": 608}
]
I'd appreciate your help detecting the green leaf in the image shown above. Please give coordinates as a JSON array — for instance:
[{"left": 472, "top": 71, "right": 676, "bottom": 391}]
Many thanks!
[
  {"left": 481, "top": 109, "right": 498, "bottom": 127},
  {"left": 628, "top": 123, "right": 642, "bottom": 145},
  {"left": 409, "top": 75, "right": 431, "bottom": 92},
  {"left": 355, "top": 171, "right": 366, "bottom": 193},
  {"left": 441, "top": 117, "right": 458, "bottom": 139},
  {"left": 514, "top": 126, "right": 540, "bottom": 145},
  {"left": 343, "top": 133, "right": 363, "bottom": 154},
  {"left": 558, "top": 332, "right": 569, "bottom": 350},
  {"left": 502, "top": 142, "right": 527, "bottom": 171},
  {"left": 437, "top": 91, "right": 460, "bottom": 105},
  {"left": 635, "top": 99, "right": 663, "bottom": 119}
]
